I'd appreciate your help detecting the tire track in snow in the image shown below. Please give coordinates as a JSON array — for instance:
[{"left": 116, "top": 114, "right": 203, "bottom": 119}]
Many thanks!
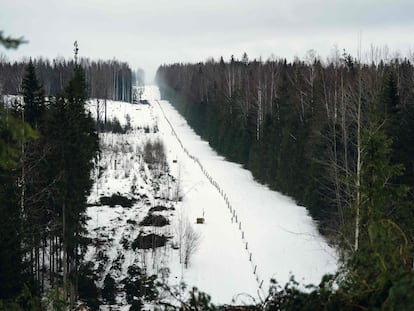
[{"left": 154, "top": 99, "right": 265, "bottom": 296}]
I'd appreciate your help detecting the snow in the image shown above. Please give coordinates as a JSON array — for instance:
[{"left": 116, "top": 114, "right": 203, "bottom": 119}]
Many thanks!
[{"left": 85, "top": 85, "right": 337, "bottom": 309}]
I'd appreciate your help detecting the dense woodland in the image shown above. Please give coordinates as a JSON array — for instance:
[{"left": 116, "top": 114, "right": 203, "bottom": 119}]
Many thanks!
[
  {"left": 0, "top": 57, "right": 134, "bottom": 102},
  {"left": 156, "top": 52, "right": 414, "bottom": 309},
  {"left": 1, "top": 26, "right": 414, "bottom": 309},
  {"left": 155, "top": 52, "right": 414, "bottom": 242},
  {"left": 0, "top": 59, "right": 99, "bottom": 309}
]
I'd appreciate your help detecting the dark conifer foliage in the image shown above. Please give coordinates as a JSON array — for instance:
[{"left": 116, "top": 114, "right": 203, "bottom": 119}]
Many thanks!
[
  {"left": 18, "top": 62, "right": 49, "bottom": 296},
  {"left": 156, "top": 54, "right": 414, "bottom": 310},
  {"left": 0, "top": 30, "right": 100, "bottom": 307},
  {"left": 22, "top": 60, "right": 45, "bottom": 130},
  {"left": 0, "top": 63, "right": 38, "bottom": 300},
  {"left": 0, "top": 63, "right": 99, "bottom": 306},
  {"left": 155, "top": 55, "right": 414, "bottom": 247},
  {"left": 0, "top": 169, "right": 23, "bottom": 299},
  {"left": 44, "top": 65, "right": 99, "bottom": 306}
]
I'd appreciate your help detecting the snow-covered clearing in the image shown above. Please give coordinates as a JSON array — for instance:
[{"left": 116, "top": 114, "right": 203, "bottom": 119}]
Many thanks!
[{"left": 85, "top": 86, "right": 337, "bottom": 309}]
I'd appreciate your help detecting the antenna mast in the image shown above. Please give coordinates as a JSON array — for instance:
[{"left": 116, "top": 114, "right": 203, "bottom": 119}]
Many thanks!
[{"left": 74, "top": 40, "right": 79, "bottom": 65}]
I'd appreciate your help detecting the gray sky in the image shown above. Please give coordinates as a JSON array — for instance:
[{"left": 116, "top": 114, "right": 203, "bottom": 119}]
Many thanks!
[{"left": 1, "top": 0, "right": 413, "bottom": 82}]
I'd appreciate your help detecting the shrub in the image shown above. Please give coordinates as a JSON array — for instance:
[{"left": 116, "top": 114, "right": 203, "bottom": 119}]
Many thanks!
[
  {"left": 148, "top": 205, "right": 168, "bottom": 212},
  {"left": 78, "top": 262, "right": 100, "bottom": 311},
  {"left": 100, "top": 194, "right": 137, "bottom": 208},
  {"left": 131, "top": 233, "right": 168, "bottom": 250},
  {"left": 122, "top": 265, "right": 158, "bottom": 305},
  {"left": 139, "top": 214, "right": 169, "bottom": 227},
  {"left": 102, "top": 274, "right": 116, "bottom": 304}
]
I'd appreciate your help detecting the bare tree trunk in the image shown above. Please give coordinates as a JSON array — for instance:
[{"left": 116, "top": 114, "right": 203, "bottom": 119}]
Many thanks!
[
  {"left": 257, "top": 86, "right": 262, "bottom": 141},
  {"left": 354, "top": 73, "right": 362, "bottom": 252},
  {"left": 225, "top": 67, "right": 233, "bottom": 104},
  {"left": 341, "top": 74, "right": 350, "bottom": 194},
  {"left": 35, "top": 242, "right": 40, "bottom": 289},
  {"left": 42, "top": 235, "right": 45, "bottom": 291},
  {"left": 69, "top": 259, "right": 75, "bottom": 309},
  {"left": 50, "top": 234, "right": 53, "bottom": 286},
  {"left": 62, "top": 201, "right": 68, "bottom": 307}
]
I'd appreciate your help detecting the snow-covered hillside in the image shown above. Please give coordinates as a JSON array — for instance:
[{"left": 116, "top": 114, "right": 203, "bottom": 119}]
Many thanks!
[{"left": 85, "top": 86, "right": 337, "bottom": 309}]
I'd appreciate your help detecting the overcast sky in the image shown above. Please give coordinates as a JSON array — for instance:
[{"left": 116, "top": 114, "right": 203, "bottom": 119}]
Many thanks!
[{"left": 1, "top": 0, "right": 414, "bottom": 81}]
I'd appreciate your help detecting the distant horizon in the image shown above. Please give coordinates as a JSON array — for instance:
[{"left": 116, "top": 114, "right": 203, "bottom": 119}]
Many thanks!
[
  {"left": 2, "top": 41, "right": 413, "bottom": 84},
  {"left": 2, "top": 0, "right": 413, "bottom": 83}
]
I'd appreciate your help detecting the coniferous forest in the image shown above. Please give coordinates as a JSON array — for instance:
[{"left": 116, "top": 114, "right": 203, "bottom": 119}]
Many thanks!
[
  {"left": 155, "top": 54, "right": 414, "bottom": 240},
  {"left": 1, "top": 24, "right": 414, "bottom": 309},
  {"left": 1, "top": 39, "right": 99, "bottom": 308},
  {"left": 156, "top": 53, "right": 414, "bottom": 309}
]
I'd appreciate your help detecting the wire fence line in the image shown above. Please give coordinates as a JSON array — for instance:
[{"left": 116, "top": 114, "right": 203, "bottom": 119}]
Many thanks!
[{"left": 155, "top": 100, "right": 265, "bottom": 294}]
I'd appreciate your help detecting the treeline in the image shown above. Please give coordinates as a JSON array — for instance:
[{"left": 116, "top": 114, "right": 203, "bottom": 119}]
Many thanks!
[
  {"left": 0, "top": 57, "right": 133, "bottom": 102},
  {"left": 156, "top": 53, "right": 414, "bottom": 309},
  {"left": 156, "top": 53, "right": 414, "bottom": 240},
  {"left": 0, "top": 61, "right": 98, "bottom": 309}
]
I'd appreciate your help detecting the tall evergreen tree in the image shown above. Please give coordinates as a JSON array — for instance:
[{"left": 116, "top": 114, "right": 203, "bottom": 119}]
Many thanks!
[
  {"left": 0, "top": 102, "right": 36, "bottom": 300},
  {"left": 19, "top": 61, "right": 49, "bottom": 294},
  {"left": 346, "top": 115, "right": 411, "bottom": 309},
  {"left": 156, "top": 57, "right": 414, "bottom": 267},
  {"left": 45, "top": 65, "right": 98, "bottom": 306},
  {"left": 0, "top": 168, "right": 23, "bottom": 299},
  {"left": 22, "top": 61, "right": 45, "bottom": 130}
]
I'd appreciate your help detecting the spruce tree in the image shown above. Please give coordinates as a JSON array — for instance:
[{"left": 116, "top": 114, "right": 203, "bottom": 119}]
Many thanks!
[
  {"left": 0, "top": 102, "right": 36, "bottom": 299},
  {"left": 0, "top": 169, "right": 23, "bottom": 299},
  {"left": 19, "top": 61, "right": 49, "bottom": 294},
  {"left": 22, "top": 61, "right": 45, "bottom": 130},
  {"left": 45, "top": 65, "right": 98, "bottom": 306},
  {"left": 347, "top": 113, "right": 411, "bottom": 309}
]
